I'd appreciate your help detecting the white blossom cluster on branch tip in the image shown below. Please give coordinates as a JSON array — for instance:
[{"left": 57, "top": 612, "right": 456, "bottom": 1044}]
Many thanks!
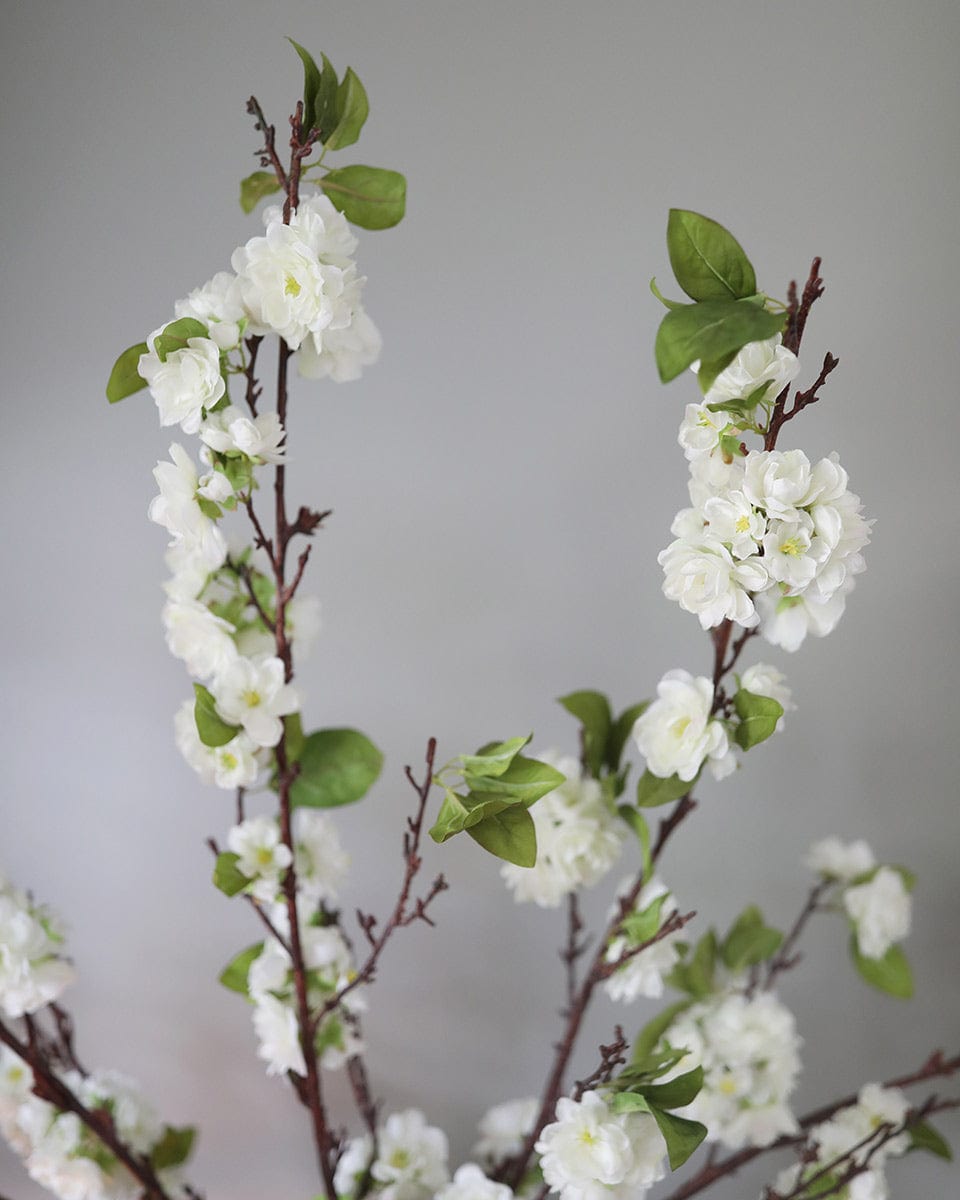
[
  {"left": 0, "top": 874, "right": 74, "bottom": 1020},
  {"left": 663, "top": 335, "right": 871, "bottom": 652},
  {"left": 335, "top": 1108, "right": 451, "bottom": 1200}
]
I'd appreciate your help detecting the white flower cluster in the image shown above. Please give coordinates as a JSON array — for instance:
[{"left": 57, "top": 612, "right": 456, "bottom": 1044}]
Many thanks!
[
  {"left": 664, "top": 337, "right": 871, "bottom": 651},
  {"left": 247, "top": 915, "right": 362, "bottom": 1077},
  {"left": 664, "top": 992, "right": 802, "bottom": 1150},
  {"left": 770, "top": 1083, "right": 911, "bottom": 1200},
  {"left": 0, "top": 1047, "right": 183, "bottom": 1200},
  {"left": 500, "top": 753, "right": 624, "bottom": 907},
  {"left": 225, "top": 810, "right": 349, "bottom": 906},
  {"left": 0, "top": 874, "right": 74, "bottom": 1020},
  {"left": 805, "top": 839, "right": 913, "bottom": 960},
  {"left": 602, "top": 876, "right": 684, "bottom": 1003},
  {"left": 335, "top": 1108, "right": 450, "bottom": 1200},
  {"left": 535, "top": 1090, "right": 666, "bottom": 1200},
  {"left": 473, "top": 1097, "right": 538, "bottom": 1170}
]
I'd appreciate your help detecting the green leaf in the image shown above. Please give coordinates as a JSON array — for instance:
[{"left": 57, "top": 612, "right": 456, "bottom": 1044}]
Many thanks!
[
  {"left": 196, "top": 497, "right": 222, "bottom": 521},
  {"left": 655, "top": 299, "right": 785, "bottom": 383},
  {"left": 620, "top": 892, "right": 670, "bottom": 945},
  {"left": 429, "top": 788, "right": 514, "bottom": 843},
  {"left": 667, "top": 209, "right": 757, "bottom": 302},
  {"left": 219, "top": 942, "right": 264, "bottom": 996},
  {"left": 467, "top": 804, "right": 537, "bottom": 867},
  {"left": 459, "top": 735, "right": 531, "bottom": 779},
  {"left": 908, "top": 1120, "right": 952, "bottom": 1160},
  {"left": 666, "top": 931, "right": 717, "bottom": 998},
  {"left": 850, "top": 936, "right": 914, "bottom": 998},
  {"left": 213, "top": 852, "right": 249, "bottom": 898},
  {"left": 636, "top": 769, "right": 691, "bottom": 808},
  {"left": 106, "top": 342, "right": 149, "bottom": 403},
  {"left": 558, "top": 690, "right": 612, "bottom": 779},
  {"left": 649, "top": 277, "right": 687, "bottom": 310},
  {"left": 153, "top": 317, "right": 210, "bottom": 362},
  {"left": 696, "top": 349, "right": 737, "bottom": 395},
  {"left": 320, "top": 165, "right": 406, "bottom": 230},
  {"left": 465, "top": 755, "right": 566, "bottom": 805},
  {"left": 290, "top": 728, "right": 383, "bottom": 808},
  {"left": 284, "top": 712, "right": 305, "bottom": 763},
  {"left": 149, "top": 1126, "right": 196, "bottom": 1171},
  {"left": 326, "top": 67, "right": 369, "bottom": 150},
  {"left": 606, "top": 701, "right": 649, "bottom": 774},
  {"left": 733, "top": 689, "right": 783, "bottom": 750},
  {"left": 721, "top": 905, "right": 783, "bottom": 971},
  {"left": 221, "top": 455, "right": 255, "bottom": 493},
  {"left": 640, "top": 1066, "right": 703, "bottom": 1110},
  {"left": 609, "top": 1092, "right": 653, "bottom": 1115},
  {"left": 650, "top": 1107, "right": 708, "bottom": 1170},
  {"left": 288, "top": 39, "right": 324, "bottom": 137},
  {"left": 617, "top": 805, "right": 652, "bottom": 879},
  {"left": 240, "top": 170, "right": 282, "bottom": 214},
  {"left": 193, "top": 683, "right": 242, "bottom": 748},
  {"left": 631, "top": 1000, "right": 694, "bottom": 1068}
]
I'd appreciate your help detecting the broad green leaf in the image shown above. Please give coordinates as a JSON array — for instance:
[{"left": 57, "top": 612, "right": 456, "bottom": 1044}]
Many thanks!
[
  {"left": 284, "top": 712, "right": 305, "bottom": 763},
  {"left": 667, "top": 209, "right": 757, "bottom": 301},
  {"left": 467, "top": 804, "right": 537, "bottom": 867},
  {"left": 149, "top": 1126, "right": 196, "bottom": 1171},
  {"left": 213, "top": 852, "right": 249, "bottom": 898},
  {"left": 221, "top": 455, "right": 255, "bottom": 493},
  {"left": 640, "top": 1066, "right": 703, "bottom": 1110},
  {"left": 655, "top": 299, "right": 785, "bottom": 383},
  {"left": 459, "top": 735, "right": 531, "bottom": 779},
  {"left": 606, "top": 701, "right": 649, "bottom": 774},
  {"left": 106, "top": 342, "right": 149, "bottom": 403},
  {"left": 696, "top": 349, "right": 737, "bottom": 395},
  {"left": 326, "top": 66, "right": 369, "bottom": 150},
  {"left": 320, "top": 165, "right": 406, "bottom": 229},
  {"left": 219, "top": 942, "right": 264, "bottom": 996},
  {"left": 429, "top": 788, "right": 514, "bottom": 843},
  {"left": 636, "top": 769, "right": 690, "bottom": 808},
  {"left": 617, "top": 805, "right": 651, "bottom": 879},
  {"left": 666, "top": 931, "right": 717, "bottom": 998},
  {"left": 240, "top": 170, "right": 282, "bottom": 214},
  {"left": 649, "top": 277, "right": 686, "bottom": 310},
  {"left": 609, "top": 1092, "right": 652, "bottom": 1115},
  {"left": 721, "top": 905, "right": 784, "bottom": 971},
  {"left": 620, "top": 892, "right": 670, "bottom": 945},
  {"left": 733, "top": 689, "right": 783, "bottom": 750},
  {"left": 465, "top": 755, "right": 565, "bottom": 805},
  {"left": 196, "top": 497, "right": 222, "bottom": 521},
  {"left": 558, "top": 690, "right": 612, "bottom": 779},
  {"left": 631, "top": 1000, "right": 694, "bottom": 1068},
  {"left": 850, "top": 936, "right": 914, "bottom": 998},
  {"left": 908, "top": 1120, "right": 952, "bottom": 1160},
  {"left": 650, "top": 1107, "right": 708, "bottom": 1170},
  {"left": 154, "top": 317, "right": 210, "bottom": 362},
  {"left": 193, "top": 683, "right": 242, "bottom": 748},
  {"left": 290, "top": 728, "right": 383, "bottom": 808},
  {"left": 288, "top": 39, "right": 323, "bottom": 136}
]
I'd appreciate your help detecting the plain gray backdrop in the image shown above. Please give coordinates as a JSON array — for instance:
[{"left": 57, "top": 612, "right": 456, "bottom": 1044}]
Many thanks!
[{"left": 2, "top": 2, "right": 958, "bottom": 1197}]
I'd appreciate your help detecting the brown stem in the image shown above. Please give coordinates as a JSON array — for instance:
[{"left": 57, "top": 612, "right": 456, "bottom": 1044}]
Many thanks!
[
  {"left": 243, "top": 335, "right": 262, "bottom": 416},
  {"left": 205, "top": 838, "right": 291, "bottom": 956},
  {"left": 561, "top": 893, "right": 587, "bottom": 1015},
  {"left": 760, "top": 879, "right": 831, "bottom": 990}
]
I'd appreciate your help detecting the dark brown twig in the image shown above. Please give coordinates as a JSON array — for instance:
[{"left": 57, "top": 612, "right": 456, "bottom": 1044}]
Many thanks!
[
  {"left": 760, "top": 879, "right": 831, "bottom": 990},
  {"left": 572, "top": 1027, "right": 629, "bottom": 1100}
]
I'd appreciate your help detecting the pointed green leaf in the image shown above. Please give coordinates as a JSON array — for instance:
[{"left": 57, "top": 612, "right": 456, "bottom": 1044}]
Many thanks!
[
  {"left": 650, "top": 1107, "right": 708, "bottom": 1170},
  {"left": 459, "top": 735, "right": 531, "bottom": 779},
  {"left": 850, "top": 936, "right": 914, "bottom": 998},
  {"left": 609, "top": 1092, "right": 652, "bottom": 1115},
  {"left": 733, "top": 689, "right": 783, "bottom": 750},
  {"left": 721, "top": 905, "right": 784, "bottom": 970},
  {"left": 620, "top": 892, "right": 670, "bottom": 945},
  {"left": 655, "top": 300, "right": 785, "bottom": 383},
  {"left": 219, "top": 942, "right": 264, "bottom": 996},
  {"left": 467, "top": 804, "right": 537, "bottom": 867},
  {"left": 288, "top": 38, "right": 323, "bottom": 135},
  {"left": 149, "top": 1126, "right": 196, "bottom": 1171},
  {"left": 636, "top": 769, "right": 691, "bottom": 808},
  {"left": 429, "top": 788, "right": 515, "bottom": 843},
  {"left": 154, "top": 317, "right": 210, "bottom": 362},
  {"left": 667, "top": 209, "right": 757, "bottom": 302},
  {"left": 320, "top": 165, "right": 406, "bottom": 229},
  {"left": 213, "top": 852, "right": 248, "bottom": 898},
  {"left": 326, "top": 66, "right": 369, "bottom": 150},
  {"left": 193, "top": 683, "right": 242, "bottom": 748},
  {"left": 290, "top": 728, "right": 383, "bottom": 808},
  {"left": 649, "top": 277, "right": 686, "bottom": 310},
  {"left": 908, "top": 1120, "right": 952, "bottom": 1160},
  {"left": 631, "top": 1000, "right": 694, "bottom": 1068},
  {"left": 617, "top": 805, "right": 652, "bottom": 880},
  {"left": 106, "top": 342, "right": 149, "bottom": 403},
  {"left": 666, "top": 931, "right": 717, "bottom": 998},
  {"left": 558, "top": 690, "right": 612, "bottom": 779},
  {"left": 240, "top": 170, "right": 282, "bottom": 214},
  {"left": 696, "top": 349, "right": 738, "bottom": 395},
  {"left": 284, "top": 712, "right": 305, "bottom": 763},
  {"left": 640, "top": 1066, "right": 704, "bottom": 1110},
  {"left": 606, "top": 701, "right": 649, "bottom": 774},
  {"left": 465, "top": 755, "right": 565, "bottom": 805}
]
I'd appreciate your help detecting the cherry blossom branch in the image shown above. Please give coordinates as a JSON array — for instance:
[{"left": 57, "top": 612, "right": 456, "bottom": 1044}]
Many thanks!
[
  {"left": 0, "top": 1019, "right": 183, "bottom": 1200},
  {"left": 246, "top": 96, "right": 287, "bottom": 189},
  {"left": 242, "top": 334, "right": 262, "bottom": 416},
  {"left": 760, "top": 879, "right": 831, "bottom": 990},
  {"left": 572, "top": 1027, "right": 629, "bottom": 1101},
  {"left": 561, "top": 893, "right": 588, "bottom": 1014}
]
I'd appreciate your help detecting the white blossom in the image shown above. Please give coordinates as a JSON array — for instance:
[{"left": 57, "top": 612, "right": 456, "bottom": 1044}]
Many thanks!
[
  {"left": 162, "top": 599, "right": 238, "bottom": 681},
  {"left": 149, "top": 444, "right": 228, "bottom": 585},
  {"left": 678, "top": 404, "right": 738, "bottom": 462},
  {"left": 138, "top": 331, "right": 225, "bottom": 434},
  {"left": 173, "top": 700, "right": 262, "bottom": 789},
  {"left": 659, "top": 537, "right": 767, "bottom": 629},
  {"left": 174, "top": 270, "right": 246, "bottom": 350},
  {"left": 761, "top": 514, "right": 823, "bottom": 590},
  {"left": 335, "top": 1133, "right": 375, "bottom": 1197},
  {"left": 297, "top": 304, "right": 382, "bottom": 382},
  {"left": 665, "top": 992, "right": 802, "bottom": 1150},
  {"left": 739, "top": 663, "right": 794, "bottom": 731},
  {"left": 436, "top": 1164, "right": 514, "bottom": 1200},
  {"left": 264, "top": 192, "right": 359, "bottom": 264},
  {"left": 473, "top": 1097, "right": 538, "bottom": 1167},
  {"left": 369, "top": 1108, "right": 450, "bottom": 1200},
  {"left": 0, "top": 878, "right": 75, "bottom": 1019},
  {"left": 293, "top": 809, "right": 350, "bottom": 905},
  {"left": 804, "top": 836, "right": 876, "bottom": 883},
  {"left": 742, "top": 449, "right": 815, "bottom": 522},
  {"left": 700, "top": 491, "right": 766, "bottom": 560},
  {"left": 252, "top": 993, "right": 305, "bottom": 1077},
  {"left": 632, "top": 670, "right": 732, "bottom": 782},
  {"left": 844, "top": 867, "right": 912, "bottom": 959},
  {"left": 500, "top": 753, "right": 624, "bottom": 907},
  {"left": 703, "top": 335, "right": 800, "bottom": 408},
  {"left": 755, "top": 583, "right": 851, "bottom": 653},
  {"left": 603, "top": 876, "right": 683, "bottom": 1002},
  {"left": 211, "top": 654, "right": 300, "bottom": 748},
  {"left": 687, "top": 452, "right": 746, "bottom": 509},
  {"left": 227, "top": 816, "right": 292, "bottom": 902},
  {"left": 199, "top": 405, "right": 286, "bottom": 464}
]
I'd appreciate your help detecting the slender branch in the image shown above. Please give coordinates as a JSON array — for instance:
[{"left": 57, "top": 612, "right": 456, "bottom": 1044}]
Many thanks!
[
  {"left": 561, "top": 893, "right": 587, "bottom": 1015},
  {"left": 243, "top": 335, "right": 262, "bottom": 417},
  {"left": 0, "top": 1021, "right": 178, "bottom": 1200},
  {"left": 246, "top": 96, "right": 287, "bottom": 187},
  {"left": 205, "top": 838, "right": 292, "bottom": 956},
  {"left": 760, "top": 879, "right": 831, "bottom": 990},
  {"left": 572, "top": 1027, "right": 628, "bottom": 1101}
]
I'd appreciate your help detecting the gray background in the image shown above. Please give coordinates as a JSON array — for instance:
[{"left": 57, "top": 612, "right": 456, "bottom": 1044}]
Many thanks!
[{"left": 2, "top": 1, "right": 958, "bottom": 1197}]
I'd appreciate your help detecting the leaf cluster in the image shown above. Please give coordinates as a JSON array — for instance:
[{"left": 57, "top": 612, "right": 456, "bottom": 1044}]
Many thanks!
[
  {"left": 607, "top": 1050, "right": 707, "bottom": 1171},
  {"left": 665, "top": 905, "right": 784, "bottom": 998}
]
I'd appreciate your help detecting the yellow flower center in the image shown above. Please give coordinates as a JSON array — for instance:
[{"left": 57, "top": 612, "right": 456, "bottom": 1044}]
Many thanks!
[
  {"left": 735, "top": 515, "right": 751, "bottom": 533},
  {"left": 671, "top": 717, "right": 691, "bottom": 739},
  {"left": 242, "top": 690, "right": 262, "bottom": 709},
  {"left": 284, "top": 274, "right": 302, "bottom": 297},
  {"left": 220, "top": 752, "right": 238, "bottom": 770},
  {"left": 389, "top": 1150, "right": 411, "bottom": 1169},
  {"left": 780, "top": 537, "right": 803, "bottom": 557}
]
